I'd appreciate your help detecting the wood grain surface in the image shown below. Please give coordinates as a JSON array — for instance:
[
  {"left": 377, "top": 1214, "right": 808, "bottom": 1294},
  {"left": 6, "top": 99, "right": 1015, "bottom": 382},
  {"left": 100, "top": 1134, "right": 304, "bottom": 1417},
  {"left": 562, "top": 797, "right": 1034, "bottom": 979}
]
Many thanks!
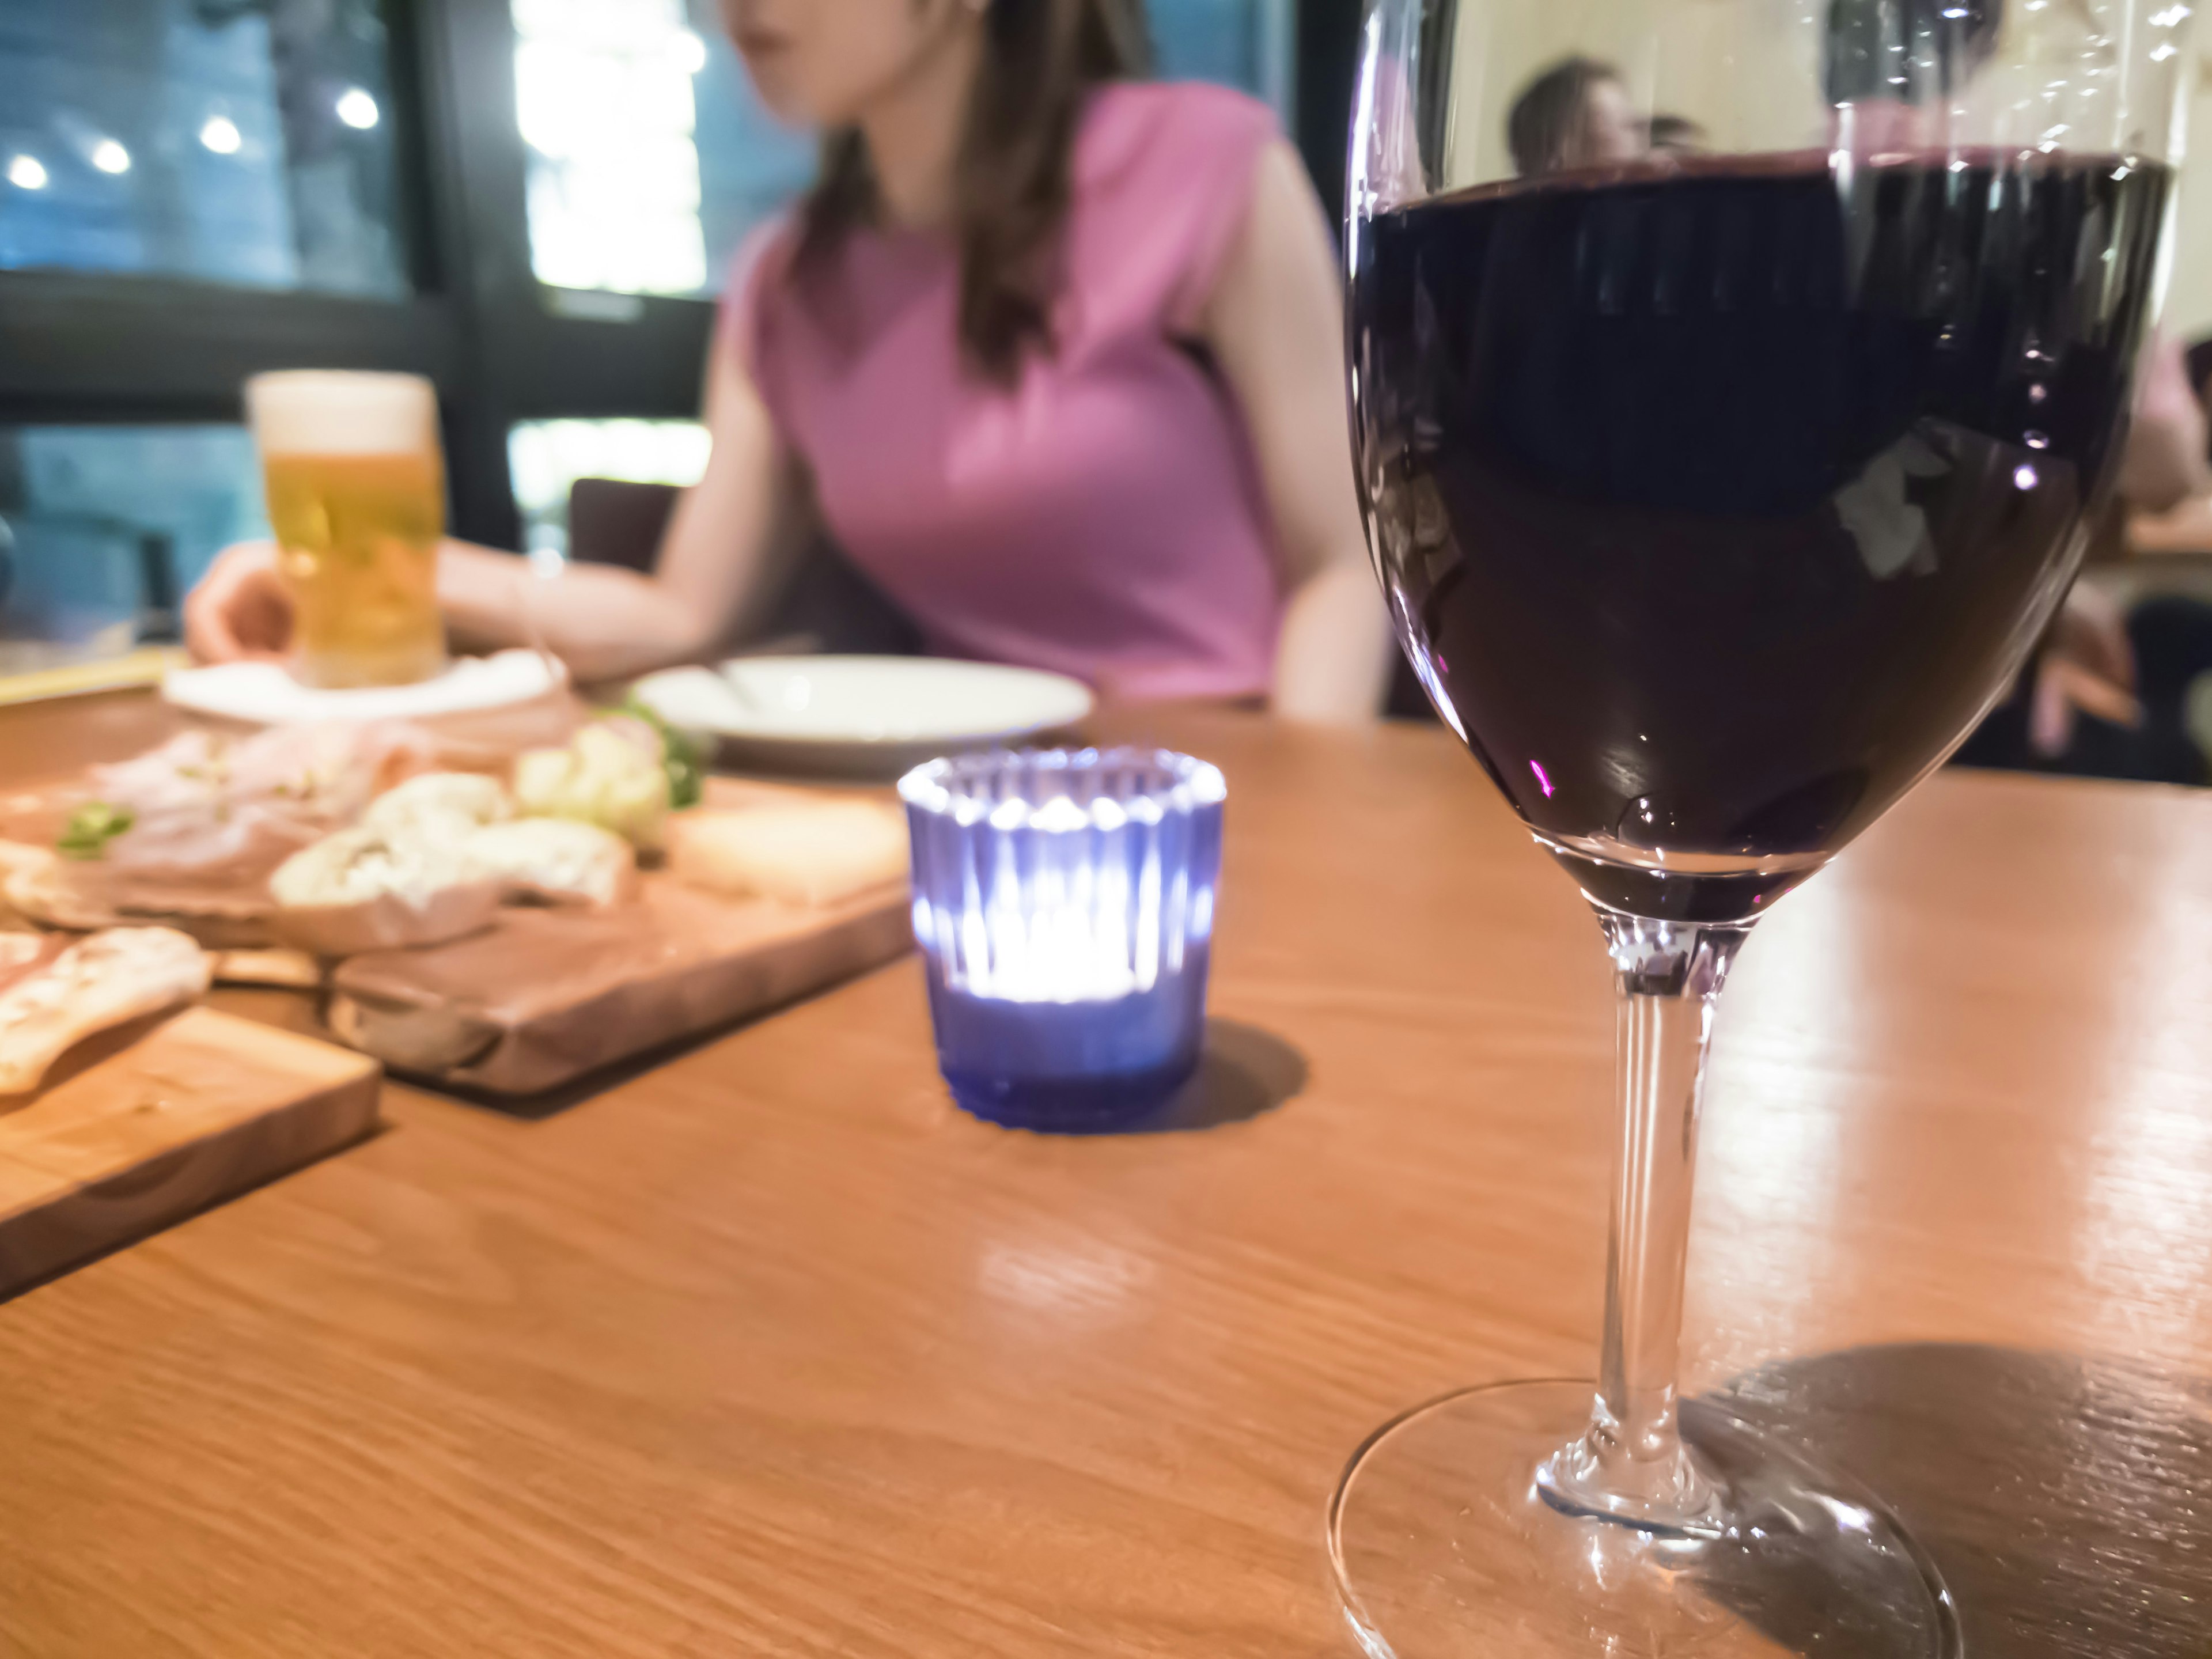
[
  {"left": 0, "top": 691, "right": 2206, "bottom": 1657},
  {"left": 0, "top": 1005, "right": 380, "bottom": 1299}
]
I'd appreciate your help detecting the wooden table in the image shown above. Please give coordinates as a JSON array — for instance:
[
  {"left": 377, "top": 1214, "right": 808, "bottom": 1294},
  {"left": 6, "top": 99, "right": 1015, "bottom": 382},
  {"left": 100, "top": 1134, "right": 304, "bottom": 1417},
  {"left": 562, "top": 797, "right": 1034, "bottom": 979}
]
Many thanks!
[{"left": 0, "top": 692, "right": 2206, "bottom": 1657}]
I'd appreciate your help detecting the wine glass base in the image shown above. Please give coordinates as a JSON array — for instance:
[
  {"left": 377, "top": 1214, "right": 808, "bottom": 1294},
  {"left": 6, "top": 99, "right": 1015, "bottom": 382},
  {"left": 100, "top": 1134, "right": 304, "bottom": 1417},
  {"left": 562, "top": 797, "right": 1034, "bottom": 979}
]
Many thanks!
[{"left": 1328, "top": 1380, "right": 1960, "bottom": 1659}]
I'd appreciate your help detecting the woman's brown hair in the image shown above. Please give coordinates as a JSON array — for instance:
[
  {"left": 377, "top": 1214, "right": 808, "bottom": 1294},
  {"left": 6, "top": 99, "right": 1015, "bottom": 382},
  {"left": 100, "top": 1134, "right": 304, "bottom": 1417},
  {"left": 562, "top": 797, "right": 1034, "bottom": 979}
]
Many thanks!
[
  {"left": 1506, "top": 56, "right": 1622, "bottom": 177},
  {"left": 794, "top": 0, "right": 1152, "bottom": 382}
]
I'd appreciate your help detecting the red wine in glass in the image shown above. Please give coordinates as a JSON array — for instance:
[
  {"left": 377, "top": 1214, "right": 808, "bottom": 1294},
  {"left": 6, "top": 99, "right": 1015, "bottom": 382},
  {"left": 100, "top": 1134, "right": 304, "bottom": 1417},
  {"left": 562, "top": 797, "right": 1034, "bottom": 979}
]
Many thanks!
[{"left": 1354, "top": 152, "right": 2167, "bottom": 919}]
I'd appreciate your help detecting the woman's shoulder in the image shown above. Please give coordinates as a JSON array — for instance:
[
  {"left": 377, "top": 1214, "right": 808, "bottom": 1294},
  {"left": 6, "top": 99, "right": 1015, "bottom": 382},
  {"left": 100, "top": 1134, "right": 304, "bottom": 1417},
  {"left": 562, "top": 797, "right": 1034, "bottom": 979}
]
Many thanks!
[
  {"left": 717, "top": 210, "right": 805, "bottom": 400},
  {"left": 1077, "top": 79, "right": 1282, "bottom": 195},
  {"left": 729, "top": 211, "right": 802, "bottom": 301},
  {"left": 1071, "top": 81, "right": 1285, "bottom": 331}
]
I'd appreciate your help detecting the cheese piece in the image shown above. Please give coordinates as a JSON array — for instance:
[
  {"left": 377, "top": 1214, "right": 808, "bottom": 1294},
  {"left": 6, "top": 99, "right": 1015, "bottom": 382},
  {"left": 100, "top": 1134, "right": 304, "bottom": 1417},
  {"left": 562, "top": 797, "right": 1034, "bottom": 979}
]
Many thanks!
[
  {"left": 666, "top": 801, "right": 908, "bottom": 908},
  {"left": 0, "top": 927, "right": 211, "bottom": 1094},
  {"left": 463, "top": 818, "right": 637, "bottom": 907}
]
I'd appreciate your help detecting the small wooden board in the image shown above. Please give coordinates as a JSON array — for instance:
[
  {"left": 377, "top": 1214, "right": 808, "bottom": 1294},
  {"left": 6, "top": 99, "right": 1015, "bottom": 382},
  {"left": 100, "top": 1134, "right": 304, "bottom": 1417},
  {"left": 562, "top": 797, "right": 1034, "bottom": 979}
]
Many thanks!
[{"left": 0, "top": 1005, "right": 381, "bottom": 1299}]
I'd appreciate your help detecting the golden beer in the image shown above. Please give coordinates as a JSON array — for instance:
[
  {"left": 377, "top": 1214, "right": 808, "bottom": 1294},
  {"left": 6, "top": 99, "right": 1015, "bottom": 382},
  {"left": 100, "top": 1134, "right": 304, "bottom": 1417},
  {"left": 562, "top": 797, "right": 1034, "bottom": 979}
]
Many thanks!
[{"left": 247, "top": 372, "right": 448, "bottom": 688}]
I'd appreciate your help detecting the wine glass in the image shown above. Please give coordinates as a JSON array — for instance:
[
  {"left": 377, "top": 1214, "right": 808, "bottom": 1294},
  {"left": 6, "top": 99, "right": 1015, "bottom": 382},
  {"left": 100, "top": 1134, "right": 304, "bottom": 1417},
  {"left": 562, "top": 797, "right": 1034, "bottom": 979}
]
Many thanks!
[{"left": 1335, "top": 0, "right": 2191, "bottom": 1651}]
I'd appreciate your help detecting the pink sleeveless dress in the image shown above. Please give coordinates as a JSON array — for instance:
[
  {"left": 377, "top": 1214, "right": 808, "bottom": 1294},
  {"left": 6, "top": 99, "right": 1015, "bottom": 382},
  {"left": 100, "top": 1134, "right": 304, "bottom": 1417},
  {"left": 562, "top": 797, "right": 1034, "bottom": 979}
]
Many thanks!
[{"left": 725, "top": 82, "right": 1285, "bottom": 703}]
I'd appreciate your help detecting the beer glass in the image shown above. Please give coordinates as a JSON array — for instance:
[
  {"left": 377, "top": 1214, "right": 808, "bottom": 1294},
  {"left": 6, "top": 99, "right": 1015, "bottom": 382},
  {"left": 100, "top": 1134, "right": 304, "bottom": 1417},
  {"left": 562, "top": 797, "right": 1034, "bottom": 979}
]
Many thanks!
[{"left": 245, "top": 370, "right": 448, "bottom": 688}]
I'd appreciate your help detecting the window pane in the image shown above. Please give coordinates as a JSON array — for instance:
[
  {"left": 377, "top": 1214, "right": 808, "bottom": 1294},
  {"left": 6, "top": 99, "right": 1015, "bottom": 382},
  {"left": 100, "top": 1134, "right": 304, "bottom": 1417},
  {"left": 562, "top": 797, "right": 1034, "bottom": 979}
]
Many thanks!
[
  {"left": 692, "top": 26, "right": 818, "bottom": 292},
  {"left": 0, "top": 0, "right": 408, "bottom": 297},
  {"left": 1149, "top": 0, "right": 1296, "bottom": 116},
  {"left": 514, "top": 3, "right": 1296, "bottom": 302},
  {"left": 0, "top": 426, "right": 264, "bottom": 675},
  {"left": 509, "top": 418, "right": 710, "bottom": 558},
  {"left": 514, "top": 0, "right": 812, "bottom": 299}
]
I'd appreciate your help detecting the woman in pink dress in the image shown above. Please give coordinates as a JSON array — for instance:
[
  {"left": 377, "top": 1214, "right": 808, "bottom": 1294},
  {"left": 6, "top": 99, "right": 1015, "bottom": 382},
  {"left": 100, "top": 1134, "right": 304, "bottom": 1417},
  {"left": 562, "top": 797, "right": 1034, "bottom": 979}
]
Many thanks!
[{"left": 187, "top": 0, "right": 1391, "bottom": 719}]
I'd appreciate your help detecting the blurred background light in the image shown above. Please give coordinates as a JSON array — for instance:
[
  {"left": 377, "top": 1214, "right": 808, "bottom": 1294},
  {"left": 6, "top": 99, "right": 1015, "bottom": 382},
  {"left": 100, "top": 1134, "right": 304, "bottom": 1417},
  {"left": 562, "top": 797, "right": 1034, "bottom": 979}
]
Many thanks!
[{"left": 335, "top": 87, "right": 380, "bottom": 130}]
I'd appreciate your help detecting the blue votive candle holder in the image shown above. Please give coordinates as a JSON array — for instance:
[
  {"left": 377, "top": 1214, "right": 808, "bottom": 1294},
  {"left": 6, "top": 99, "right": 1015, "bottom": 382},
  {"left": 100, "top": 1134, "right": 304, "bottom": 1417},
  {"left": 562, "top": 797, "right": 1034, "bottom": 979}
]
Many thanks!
[{"left": 899, "top": 747, "right": 1226, "bottom": 1132}]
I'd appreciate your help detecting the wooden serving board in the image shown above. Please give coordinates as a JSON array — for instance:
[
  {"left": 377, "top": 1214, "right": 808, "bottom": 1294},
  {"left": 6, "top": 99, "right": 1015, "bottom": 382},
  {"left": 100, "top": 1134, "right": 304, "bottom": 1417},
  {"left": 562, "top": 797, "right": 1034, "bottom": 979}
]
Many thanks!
[
  {"left": 327, "top": 872, "right": 911, "bottom": 1096},
  {"left": 324, "top": 779, "right": 913, "bottom": 1096},
  {"left": 0, "top": 1005, "right": 381, "bottom": 1299}
]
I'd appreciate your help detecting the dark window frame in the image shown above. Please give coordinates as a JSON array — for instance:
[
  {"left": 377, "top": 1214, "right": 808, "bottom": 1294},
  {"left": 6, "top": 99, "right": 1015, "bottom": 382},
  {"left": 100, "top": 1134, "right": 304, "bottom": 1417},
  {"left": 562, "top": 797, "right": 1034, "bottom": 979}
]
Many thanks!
[
  {"left": 0, "top": 0, "right": 720, "bottom": 552},
  {"left": 0, "top": 0, "right": 1358, "bottom": 551}
]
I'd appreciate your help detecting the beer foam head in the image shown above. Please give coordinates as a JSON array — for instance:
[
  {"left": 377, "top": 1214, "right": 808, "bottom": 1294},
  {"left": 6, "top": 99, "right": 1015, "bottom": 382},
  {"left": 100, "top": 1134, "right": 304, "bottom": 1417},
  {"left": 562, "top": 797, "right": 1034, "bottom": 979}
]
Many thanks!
[{"left": 246, "top": 370, "right": 439, "bottom": 457}]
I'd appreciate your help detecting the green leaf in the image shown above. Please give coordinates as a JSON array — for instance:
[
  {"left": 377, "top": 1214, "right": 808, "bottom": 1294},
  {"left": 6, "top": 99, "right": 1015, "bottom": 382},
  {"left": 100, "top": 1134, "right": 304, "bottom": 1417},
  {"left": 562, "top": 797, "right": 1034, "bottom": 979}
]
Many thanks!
[
  {"left": 621, "top": 696, "right": 707, "bottom": 810},
  {"left": 57, "top": 801, "right": 134, "bottom": 861}
]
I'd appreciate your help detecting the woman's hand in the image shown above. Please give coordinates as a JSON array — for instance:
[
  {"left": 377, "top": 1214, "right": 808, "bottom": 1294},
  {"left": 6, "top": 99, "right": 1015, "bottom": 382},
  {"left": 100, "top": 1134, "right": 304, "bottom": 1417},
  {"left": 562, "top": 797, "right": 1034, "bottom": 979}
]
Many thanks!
[
  {"left": 183, "top": 541, "right": 294, "bottom": 663},
  {"left": 2030, "top": 582, "right": 2140, "bottom": 757}
]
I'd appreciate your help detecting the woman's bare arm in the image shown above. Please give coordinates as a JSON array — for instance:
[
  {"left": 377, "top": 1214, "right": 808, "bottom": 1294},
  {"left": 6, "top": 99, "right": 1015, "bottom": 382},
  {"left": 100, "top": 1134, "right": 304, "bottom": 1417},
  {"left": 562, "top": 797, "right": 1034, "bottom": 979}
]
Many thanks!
[
  {"left": 1198, "top": 138, "right": 1395, "bottom": 724},
  {"left": 439, "top": 336, "right": 803, "bottom": 680},
  {"left": 2116, "top": 334, "right": 2211, "bottom": 514},
  {"left": 186, "top": 334, "right": 802, "bottom": 685}
]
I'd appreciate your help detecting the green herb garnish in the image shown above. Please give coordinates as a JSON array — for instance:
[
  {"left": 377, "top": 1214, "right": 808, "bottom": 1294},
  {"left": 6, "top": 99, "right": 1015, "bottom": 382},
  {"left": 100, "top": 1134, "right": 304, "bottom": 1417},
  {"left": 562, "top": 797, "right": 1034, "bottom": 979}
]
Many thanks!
[
  {"left": 622, "top": 696, "right": 707, "bottom": 809},
  {"left": 58, "top": 801, "right": 134, "bottom": 861}
]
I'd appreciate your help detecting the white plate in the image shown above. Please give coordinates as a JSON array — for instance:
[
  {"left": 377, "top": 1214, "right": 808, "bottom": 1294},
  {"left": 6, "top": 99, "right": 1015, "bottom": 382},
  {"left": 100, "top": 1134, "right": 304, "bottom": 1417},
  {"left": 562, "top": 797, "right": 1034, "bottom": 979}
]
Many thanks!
[
  {"left": 633, "top": 656, "right": 1096, "bottom": 775},
  {"left": 163, "top": 649, "right": 565, "bottom": 725}
]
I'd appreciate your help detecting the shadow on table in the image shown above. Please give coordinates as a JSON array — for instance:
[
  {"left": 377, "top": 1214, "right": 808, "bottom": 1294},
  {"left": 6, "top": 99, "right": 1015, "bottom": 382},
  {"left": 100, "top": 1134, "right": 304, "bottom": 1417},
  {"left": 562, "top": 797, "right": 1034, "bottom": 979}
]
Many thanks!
[
  {"left": 1129, "top": 1018, "right": 1307, "bottom": 1134},
  {"left": 1695, "top": 1342, "right": 2212, "bottom": 1658},
  {"left": 392, "top": 1003, "right": 1305, "bottom": 1132}
]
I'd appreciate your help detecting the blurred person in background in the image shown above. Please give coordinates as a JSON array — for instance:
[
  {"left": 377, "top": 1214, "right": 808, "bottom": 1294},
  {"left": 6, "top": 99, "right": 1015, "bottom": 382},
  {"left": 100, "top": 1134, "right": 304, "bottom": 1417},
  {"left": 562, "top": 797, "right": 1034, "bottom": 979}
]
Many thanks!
[
  {"left": 1645, "top": 113, "right": 1705, "bottom": 156},
  {"left": 1954, "top": 336, "right": 2212, "bottom": 782},
  {"left": 188, "top": 0, "right": 1392, "bottom": 721},
  {"left": 1818, "top": 0, "right": 2212, "bottom": 782},
  {"left": 1506, "top": 57, "right": 1647, "bottom": 176}
]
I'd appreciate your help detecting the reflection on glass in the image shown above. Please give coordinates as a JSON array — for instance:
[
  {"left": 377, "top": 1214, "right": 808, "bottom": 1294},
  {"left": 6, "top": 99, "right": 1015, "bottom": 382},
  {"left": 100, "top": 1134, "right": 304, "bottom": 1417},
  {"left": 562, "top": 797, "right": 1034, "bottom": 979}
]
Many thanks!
[
  {"left": 0, "top": 0, "right": 406, "bottom": 296},
  {"left": 0, "top": 426, "right": 264, "bottom": 676},
  {"left": 508, "top": 418, "right": 710, "bottom": 558}
]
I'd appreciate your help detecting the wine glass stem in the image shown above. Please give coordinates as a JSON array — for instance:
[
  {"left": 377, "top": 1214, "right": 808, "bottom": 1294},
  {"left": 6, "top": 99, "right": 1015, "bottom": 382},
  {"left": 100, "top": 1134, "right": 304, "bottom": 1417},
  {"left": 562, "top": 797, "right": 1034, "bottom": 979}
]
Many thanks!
[{"left": 1538, "top": 911, "right": 1748, "bottom": 1533}]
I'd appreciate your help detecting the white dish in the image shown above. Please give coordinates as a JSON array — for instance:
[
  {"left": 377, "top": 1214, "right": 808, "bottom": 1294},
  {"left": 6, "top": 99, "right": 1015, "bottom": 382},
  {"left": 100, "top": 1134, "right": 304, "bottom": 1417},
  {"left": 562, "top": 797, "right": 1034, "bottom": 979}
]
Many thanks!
[
  {"left": 163, "top": 649, "right": 565, "bottom": 725},
  {"left": 633, "top": 656, "right": 1096, "bottom": 776}
]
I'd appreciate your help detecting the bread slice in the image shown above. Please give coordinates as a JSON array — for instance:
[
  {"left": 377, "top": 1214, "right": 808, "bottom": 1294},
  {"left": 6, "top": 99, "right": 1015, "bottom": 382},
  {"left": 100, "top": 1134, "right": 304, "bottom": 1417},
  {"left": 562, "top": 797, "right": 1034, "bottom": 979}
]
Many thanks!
[
  {"left": 270, "top": 827, "right": 501, "bottom": 957},
  {"left": 666, "top": 801, "right": 908, "bottom": 908},
  {"left": 362, "top": 772, "right": 514, "bottom": 839},
  {"left": 0, "top": 927, "right": 211, "bottom": 1094},
  {"left": 0, "top": 931, "right": 66, "bottom": 993},
  {"left": 462, "top": 818, "right": 637, "bottom": 907}
]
